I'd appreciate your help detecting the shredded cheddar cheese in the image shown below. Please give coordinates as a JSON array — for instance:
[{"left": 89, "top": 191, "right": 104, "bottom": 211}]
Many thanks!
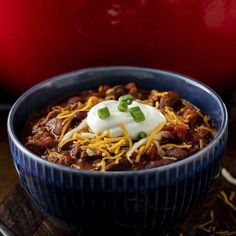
[
  {"left": 119, "top": 123, "right": 132, "bottom": 149},
  {"left": 58, "top": 117, "right": 74, "bottom": 142},
  {"left": 47, "top": 150, "right": 64, "bottom": 158},
  {"left": 80, "top": 132, "right": 96, "bottom": 139},
  {"left": 86, "top": 148, "right": 95, "bottom": 156},
  {"left": 163, "top": 107, "right": 187, "bottom": 126},
  {"left": 59, "top": 118, "right": 88, "bottom": 144},
  {"left": 199, "top": 139, "right": 204, "bottom": 149},
  {"left": 135, "top": 145, "right": 146, "bottom": 163},
  {"left": 109, "top": 139, "right": 127, "bottom": 154},
  {"left": 115, "top": 156, "right": 122, "bottom": 164},
  {"left": 57, "top": 96, "right": 99, "bottom": 119},
  {"left": 203, "top": 115, "right": 211, "bottom": 127},
  {"left": 105, "top": 88, "right": 115, "bottom": 95},
  {"left": 59, "top": 137, "right": 78, "bottom": 148},
  {"left": 163, "top": 157, "right": 177, "bottom": 161},
  {"left": 159, "top": 143, "right": 192, "bottom": 150},
  {"left": 98, "top": 85, "right": 103, "bottom": 93},
  {"left": 101, "top": 159, "right": 106, "bottom": 172},
  {"left": 40, "top": 85, "right": 217, "bottom": 172},
  {"left": 196, "top": 125, "right": 217, "bottom": 138},
  {"left": 105, "top": 95, "right": 115, "bottom": 100},
  {"left": 155, "top": 101, "right": 160, "bottom": 109},
  {"left": 145, "top": 122, "right": 166, "bottom": 149},
  {"left": 151, "top": 90, "right": 168, "bottom": 97},
  {"left": 126, "top": 137, "right": 147, "bottom": 160}
]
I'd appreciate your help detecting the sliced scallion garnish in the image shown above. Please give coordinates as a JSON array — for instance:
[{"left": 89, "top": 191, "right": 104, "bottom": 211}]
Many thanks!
[
  {"left": 136, "top": 131, "right": 147, "bottom": 140},
  {"left": 97, "top": 107, "right": 110, "bottom": 119},
  {"left": 118, "top": 101, "right": 128, "bottom": 112},
  {"left": 119, "top": 94, "right": 134, "bottom": 105},
  {"left": 129, "top": 106, "right": 145, "bottom": 122}
]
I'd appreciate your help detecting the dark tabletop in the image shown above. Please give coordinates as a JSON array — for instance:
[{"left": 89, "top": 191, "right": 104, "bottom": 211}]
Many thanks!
[{"left": 0, "top": 90, "right": 236, "bottom": 236}]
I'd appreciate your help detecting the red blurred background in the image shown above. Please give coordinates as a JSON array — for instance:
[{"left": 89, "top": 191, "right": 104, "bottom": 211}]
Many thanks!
[{"left": 1, "top": 0, "right": 236, "bottom": 94}]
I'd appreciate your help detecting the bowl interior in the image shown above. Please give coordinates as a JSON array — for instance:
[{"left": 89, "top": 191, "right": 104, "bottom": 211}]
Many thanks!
[{"left": 10, "top": 67, "right": 226, "bottom": 156}]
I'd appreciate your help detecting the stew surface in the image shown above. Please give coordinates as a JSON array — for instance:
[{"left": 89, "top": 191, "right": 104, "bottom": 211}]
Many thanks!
[{"left": 23, "top": 83, "right": 216, "bottom": 171}]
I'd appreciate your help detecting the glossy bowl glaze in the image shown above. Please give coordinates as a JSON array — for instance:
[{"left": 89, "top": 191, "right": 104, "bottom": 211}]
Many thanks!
[{"left": 7, "top": 67, "right": 228, "bottom": 234}]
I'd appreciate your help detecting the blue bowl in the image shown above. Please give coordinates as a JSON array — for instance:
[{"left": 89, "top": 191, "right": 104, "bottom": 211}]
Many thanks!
[{"left": 7, "top": 67, "right": 228, "bottom": 234}]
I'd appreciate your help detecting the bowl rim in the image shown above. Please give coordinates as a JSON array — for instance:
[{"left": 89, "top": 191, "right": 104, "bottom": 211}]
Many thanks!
[{"left": 7, "top": 66, "right": 228, "bottom": 176}]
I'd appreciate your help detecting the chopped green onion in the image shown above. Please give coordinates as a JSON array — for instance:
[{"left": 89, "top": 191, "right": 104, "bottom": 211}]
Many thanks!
[
  {"left": 130, "top": 106, "right": 140, "bottom": 112},
  {"left": 136, "top": 131, "right": 147, "bottom": 140},
  {"left": 118, "top": 101, "right": 128, "bottom": 112},
  {"left": 119, "top": 94, "right": 134, "bottom": 105},
  {"left": 129, "top": 106, "right": 145, "bottom": 122},
  {"left": 97, "top": 107, "right": 110, "bottom": 119},
  {"left": 126, "top": 99, "right": 132, "bottom": 105}
]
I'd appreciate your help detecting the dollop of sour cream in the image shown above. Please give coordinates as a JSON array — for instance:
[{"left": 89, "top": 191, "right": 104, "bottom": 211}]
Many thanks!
[{"left": 87, "top": 100, "right": 166, "bottom": 139}]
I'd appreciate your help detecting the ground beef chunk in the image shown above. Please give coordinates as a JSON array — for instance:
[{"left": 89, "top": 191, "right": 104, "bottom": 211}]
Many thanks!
[
  {"left": 144, "top": 145, "right": 160, "bottom": 161},
  {"left": 56, "top": 154, "right": 76, "bottom": 166},
  {"left": 54, "top": 119, "right": 63, "bottom": 135},
  {"left": 163, "top": 124, "right": 188, "bottom": 142},
  {"left": 39, "top": 110, "right": 59, "bottom": 126},
  {"left": 86, "top": 155, "right": 103, "bottom": 162},
  {"left": 67, "top": 96, "right": 82, "bottom": 109},
  {"left": 106, "top": 159, "right": 131, "bottom": 171},
  {"left": 145, "top": 159, "right": 173, "bottom": 169},
  {"left": 74, "top": 111, "right": 87, "bottom": 122},
  {"left": 188, "top": 128, "right": 212, "bottom": 145},
  {"left": 77, "top": 91, "right": 96, "bottom": 101},
  {"left": 125, "top": 82, "right": 138, "bottom": 95},
  {"left": 160, "top": 91, "right": 181, "bottom": 109},
  {"left": 149, "top": 90, "right": 160, "bottom": 102},
  {"left": 68, "top": 96, "right": 82, "bottom": 105},
  {"left": 106, "top": 85, "right": 127, "bottom": 99},
  {"left": 26, "top": 128, "right": 57, "bottom": 155},
  {"left": 71, "top": 111, "right": 88, "bottom": 127},
  {"left": 60, "top": 141, "right": 74, "bottom": 151},
  {"left": 46, "top": 118, "right": 63, "bottom": 135},
  {"left": 97, "top": 85, "right": 110, "bottom": 96},
  {"left": 70, "top": 144, "right": 82, "bottom": 159},
  {"left": 79, "top": 151, "right": 102, "bottom": 162},
  {"left": 165, "top": 148, "right": 189, "bottom": 160},
  {"left": 188, "top": 145, "right": 201, "bottom": 155},
  {"left": 198, "top": 129, "right": 212, "bottom": 143},
  {"left": 182, "top": 105, "right": 203, "bottom": 127}
]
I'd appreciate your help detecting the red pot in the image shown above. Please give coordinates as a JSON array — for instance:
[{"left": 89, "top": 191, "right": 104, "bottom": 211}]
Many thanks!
[{"left": 1, "top": 0, "right": 236, "bottom": 94}]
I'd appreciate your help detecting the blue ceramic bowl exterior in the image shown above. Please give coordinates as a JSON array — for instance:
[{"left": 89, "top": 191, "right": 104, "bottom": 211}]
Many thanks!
[{"left": 7, "top": 67, "right": 227, "bottom": 233}]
